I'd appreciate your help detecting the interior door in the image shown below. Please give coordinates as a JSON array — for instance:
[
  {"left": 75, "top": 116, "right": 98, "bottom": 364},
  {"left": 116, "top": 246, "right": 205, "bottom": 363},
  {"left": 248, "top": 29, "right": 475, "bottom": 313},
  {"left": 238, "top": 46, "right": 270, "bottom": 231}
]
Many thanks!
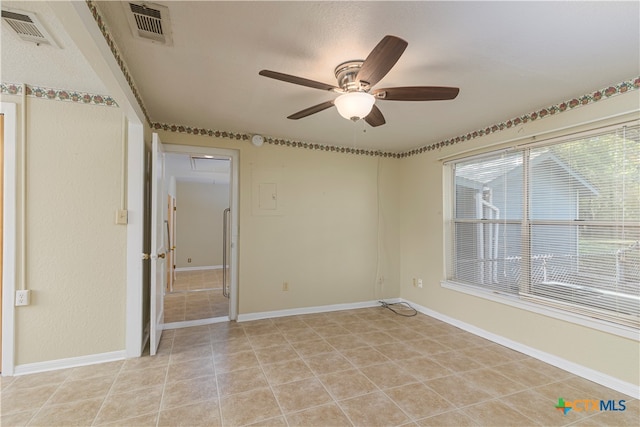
[{"left": 150, "top": 133, "right": 166, "bottom": 356}]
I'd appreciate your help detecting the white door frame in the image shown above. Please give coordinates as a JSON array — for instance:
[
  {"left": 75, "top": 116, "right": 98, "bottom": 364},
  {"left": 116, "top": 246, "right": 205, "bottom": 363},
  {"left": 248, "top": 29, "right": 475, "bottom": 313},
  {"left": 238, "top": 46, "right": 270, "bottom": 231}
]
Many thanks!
[
  {"left": 1, "top": 102, "right": 17, "bottom": 375},
  {"left": 150, "top": 134, "right": 167, "bottom": 355},
  {"left": 164, "top": 144, "right": 239, "bottom": 320},
  {"left": 125, "top": 121, "right": 144, "bottom": 358}
]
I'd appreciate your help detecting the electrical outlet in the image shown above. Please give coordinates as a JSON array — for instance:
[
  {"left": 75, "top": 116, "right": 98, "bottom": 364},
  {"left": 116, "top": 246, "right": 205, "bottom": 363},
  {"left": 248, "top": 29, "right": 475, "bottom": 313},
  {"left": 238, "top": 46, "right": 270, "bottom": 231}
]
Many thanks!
[
  {"left": 282, "top": 282, "right": 289, "bottom": 291},
  {"left": 188, "top": 258, "right": 192, "bottom": 263},
  {"left": 418, "top": 279, "right": 423, "bottom": 288},
  {"left": 16, "top": 290, "right": 31, "bottom": 306}
]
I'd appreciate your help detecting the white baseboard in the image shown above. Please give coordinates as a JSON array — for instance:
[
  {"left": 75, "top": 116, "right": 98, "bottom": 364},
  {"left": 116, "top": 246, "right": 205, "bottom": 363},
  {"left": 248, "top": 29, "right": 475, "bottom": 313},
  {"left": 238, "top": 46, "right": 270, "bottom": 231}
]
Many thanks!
[
  {"left": 402, "top": 298, "right": 640, "bottom": 399},
  {"left": 13, "top": 350, "right": 126, "bottom": 376},
  {"left": 175, "top": 265, "right": 224, "bottom": 272},
  {"left": 237, "top": 299, "right": 399, "bottom": 322},
  {"left": 163, "top": 316, "right": 229, "bottom": 330}
]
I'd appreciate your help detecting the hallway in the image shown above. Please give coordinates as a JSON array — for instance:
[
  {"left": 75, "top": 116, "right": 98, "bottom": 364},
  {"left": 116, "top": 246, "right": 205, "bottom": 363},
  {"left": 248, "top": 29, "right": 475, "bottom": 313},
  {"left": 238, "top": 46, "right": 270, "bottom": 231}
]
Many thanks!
[{"left": 164, "top": 270, "right": 229, "bottom": 323}]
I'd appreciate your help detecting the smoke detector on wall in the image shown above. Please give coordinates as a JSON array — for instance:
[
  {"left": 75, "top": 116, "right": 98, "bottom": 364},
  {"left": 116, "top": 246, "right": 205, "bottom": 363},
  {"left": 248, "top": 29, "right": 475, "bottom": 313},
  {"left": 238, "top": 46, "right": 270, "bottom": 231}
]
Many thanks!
[
  {"left": 124, "top": 2, "right": 173, "bottom": 46},
  {"left": 1, "top": 8, "right": 60, "bottom": 48}
]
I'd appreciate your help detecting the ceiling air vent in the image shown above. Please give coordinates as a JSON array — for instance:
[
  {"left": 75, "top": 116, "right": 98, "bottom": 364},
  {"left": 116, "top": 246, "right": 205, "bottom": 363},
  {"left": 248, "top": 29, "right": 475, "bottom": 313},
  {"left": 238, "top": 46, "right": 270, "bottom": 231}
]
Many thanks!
[
  {"left": 125, "top": 2, "right": 173, "bottom": 46},
  {"left": 190, "top": 156, "right": 230, "bottom": 172},
  {"left": 1, "top": 8, "right": 59, "bottom": 47}
]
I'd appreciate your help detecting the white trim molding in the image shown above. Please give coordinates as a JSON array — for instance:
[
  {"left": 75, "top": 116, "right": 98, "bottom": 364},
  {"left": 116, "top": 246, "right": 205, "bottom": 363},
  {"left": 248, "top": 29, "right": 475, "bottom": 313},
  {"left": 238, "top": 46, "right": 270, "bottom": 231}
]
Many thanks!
[
  {"left": 13, "top": 350, "right": 126, "bottom": 376},
  {"left": 403, "top": 298, "right": 640, "bottom": 399},
  {"left": 174, "top": 265, "right": 224, "bottom": 272},
  {"left": 237, "top": 299, "right": 400, "bottom": 323},
  {"left": 163, "top": 144, "right": 239, "bottom": 321},
  {"left": 163, "top": 316, "right": 229, "bottom": 330},
  {"left": 125, "top": 120, "right": 145, "bottom": 358},
  {"left": 1, "top": 102, "right": 17, "bottom": 376}
]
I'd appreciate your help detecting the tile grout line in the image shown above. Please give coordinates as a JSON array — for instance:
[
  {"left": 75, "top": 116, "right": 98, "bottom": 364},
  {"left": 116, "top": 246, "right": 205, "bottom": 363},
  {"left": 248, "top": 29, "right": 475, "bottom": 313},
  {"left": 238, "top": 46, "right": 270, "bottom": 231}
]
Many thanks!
[
  {"left": 209, "top": 330, "right": 225, "bottom": 427},
  {"left": 290, "top": 317, "right": 411, "bottom": 426},
  {"left": 20, "top": 372, "right": 70, "bottom": 426},
  {"left": 154, "top": 334, "right": 176, "bottom": 427},
  {"left": 250, "top": 330, "right": 292, "bottom": 427},
  {"left": 90, "top": 359, "right": 128, "bottom": 426},
  {"left": 338, "top": 314, "right": 480, "bottom": 424},
  {"left": 325, "top": 314, "right": 423, "bottom": 424},
  {"left": 282, "top": 321, "right": 356, "bottom": 426}
]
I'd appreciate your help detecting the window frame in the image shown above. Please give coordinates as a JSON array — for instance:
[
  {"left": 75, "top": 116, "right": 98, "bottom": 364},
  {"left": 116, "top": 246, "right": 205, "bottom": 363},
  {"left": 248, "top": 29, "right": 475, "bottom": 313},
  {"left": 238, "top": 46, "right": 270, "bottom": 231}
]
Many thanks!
[{"left": 441, "top": 122, "right": 640, "bottom": 340}]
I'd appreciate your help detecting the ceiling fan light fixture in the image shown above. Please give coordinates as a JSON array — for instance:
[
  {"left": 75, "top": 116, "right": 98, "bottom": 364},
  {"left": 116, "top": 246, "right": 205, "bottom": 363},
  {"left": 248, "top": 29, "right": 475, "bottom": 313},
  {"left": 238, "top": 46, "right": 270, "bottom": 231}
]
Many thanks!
[{"left": 334, "top": 92, "right": 375, "bottom": 121}]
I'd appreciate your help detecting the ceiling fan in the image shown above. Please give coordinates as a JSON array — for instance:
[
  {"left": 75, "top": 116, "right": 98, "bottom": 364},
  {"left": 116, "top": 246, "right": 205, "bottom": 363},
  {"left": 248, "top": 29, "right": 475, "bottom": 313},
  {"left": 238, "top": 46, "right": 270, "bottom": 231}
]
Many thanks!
[{"left": 259, "top": 35, "right": 459, "bottom": 127}]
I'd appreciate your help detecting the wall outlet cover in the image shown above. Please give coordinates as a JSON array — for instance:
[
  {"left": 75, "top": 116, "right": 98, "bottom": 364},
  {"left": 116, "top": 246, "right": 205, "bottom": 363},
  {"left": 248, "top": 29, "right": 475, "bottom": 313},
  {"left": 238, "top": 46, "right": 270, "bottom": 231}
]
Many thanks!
[{"left": 16, "top": 289, "right": 31, "bottom": 306}]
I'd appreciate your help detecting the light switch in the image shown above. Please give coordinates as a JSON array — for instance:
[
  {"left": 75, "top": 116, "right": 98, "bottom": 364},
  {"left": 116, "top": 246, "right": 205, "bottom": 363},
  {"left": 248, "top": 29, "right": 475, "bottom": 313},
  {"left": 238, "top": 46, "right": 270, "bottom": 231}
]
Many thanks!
[{"left": 116, "top": 209, "right": 128, "bottom": 225}]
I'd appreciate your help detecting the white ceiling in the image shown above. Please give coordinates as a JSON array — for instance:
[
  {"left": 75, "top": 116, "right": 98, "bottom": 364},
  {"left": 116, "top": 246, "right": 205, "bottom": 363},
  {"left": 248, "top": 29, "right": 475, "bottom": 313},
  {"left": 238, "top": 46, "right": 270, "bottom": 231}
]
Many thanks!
[
  {"left": 165, "top": 152, "right": 230, "bottom": 184},
  {"left": 2, "top": 1, "right": 639, "bottom": 152}
]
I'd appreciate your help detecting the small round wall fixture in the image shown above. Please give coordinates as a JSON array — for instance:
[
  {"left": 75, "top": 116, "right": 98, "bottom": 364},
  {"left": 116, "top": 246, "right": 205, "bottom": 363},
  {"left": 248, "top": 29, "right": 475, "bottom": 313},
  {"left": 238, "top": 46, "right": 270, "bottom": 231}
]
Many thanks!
[{"left": 251, "top": 134, "right": 264, "bottom": 147}]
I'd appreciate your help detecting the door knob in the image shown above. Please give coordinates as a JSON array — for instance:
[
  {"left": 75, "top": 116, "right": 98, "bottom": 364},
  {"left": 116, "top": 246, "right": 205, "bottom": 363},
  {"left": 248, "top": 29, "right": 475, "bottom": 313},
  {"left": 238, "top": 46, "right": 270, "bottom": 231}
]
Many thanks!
[{"left": 158, "top": 253, "right": 166, "bottom": 259}]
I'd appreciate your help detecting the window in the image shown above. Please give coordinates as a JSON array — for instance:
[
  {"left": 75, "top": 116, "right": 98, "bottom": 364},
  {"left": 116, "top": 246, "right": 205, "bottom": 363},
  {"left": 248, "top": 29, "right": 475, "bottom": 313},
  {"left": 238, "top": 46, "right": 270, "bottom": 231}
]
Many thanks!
[{"left": 446, "top": 124, "right": 639, "bottom": 328}]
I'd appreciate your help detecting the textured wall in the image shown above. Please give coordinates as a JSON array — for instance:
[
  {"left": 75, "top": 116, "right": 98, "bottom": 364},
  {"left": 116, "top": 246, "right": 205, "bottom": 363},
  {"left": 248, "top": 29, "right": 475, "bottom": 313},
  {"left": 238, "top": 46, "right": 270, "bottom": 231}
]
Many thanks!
[
  {"left": 156, "top": 131, "right": 402, "bottom": 314},
  {"left": 175, "top": 181, "right": 229, "bottom": 268},
  {"left": 12, "top": 96, "right": 126, "bottom": 364}
]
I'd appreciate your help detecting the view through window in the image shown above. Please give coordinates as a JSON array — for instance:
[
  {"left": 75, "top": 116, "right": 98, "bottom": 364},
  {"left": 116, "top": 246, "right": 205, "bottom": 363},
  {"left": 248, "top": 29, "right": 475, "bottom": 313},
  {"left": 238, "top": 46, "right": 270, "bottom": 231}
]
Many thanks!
[{"left": 448, "top": 124, "right": 639, "bottom": 328}]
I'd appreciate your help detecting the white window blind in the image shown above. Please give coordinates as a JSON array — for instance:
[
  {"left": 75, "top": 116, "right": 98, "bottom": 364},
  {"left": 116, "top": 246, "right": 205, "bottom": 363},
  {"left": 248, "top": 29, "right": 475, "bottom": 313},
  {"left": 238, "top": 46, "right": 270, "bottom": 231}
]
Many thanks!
[{"left": 450, "top": 124, "right": 639, "bottom": 328}]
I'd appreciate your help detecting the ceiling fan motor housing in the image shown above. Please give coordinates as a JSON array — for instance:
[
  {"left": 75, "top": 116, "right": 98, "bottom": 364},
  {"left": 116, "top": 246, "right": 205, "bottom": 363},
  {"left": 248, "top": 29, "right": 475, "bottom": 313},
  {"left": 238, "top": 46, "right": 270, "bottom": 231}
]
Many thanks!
[{"left": 334, "top": 60, "right": 368, "bottom": 92}]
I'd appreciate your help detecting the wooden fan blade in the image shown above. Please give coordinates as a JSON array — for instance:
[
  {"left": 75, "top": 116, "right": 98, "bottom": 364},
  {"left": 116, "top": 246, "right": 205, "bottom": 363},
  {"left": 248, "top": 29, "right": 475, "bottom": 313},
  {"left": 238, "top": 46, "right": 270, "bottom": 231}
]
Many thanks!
[
  {"left": 357, "top": 35, "right": 408, "bottom": 87},
  {"left": 364, "top": 105, "right": 386, "bottom": 127},
  {"left": 259, "top": 70, "right": 340, "bottom": 92},
  {"left": 287, "top": 100, "right": 335, "bottom": 120},
  {"left": 373, "top": 86, "right": 460, "bottom": 101}
]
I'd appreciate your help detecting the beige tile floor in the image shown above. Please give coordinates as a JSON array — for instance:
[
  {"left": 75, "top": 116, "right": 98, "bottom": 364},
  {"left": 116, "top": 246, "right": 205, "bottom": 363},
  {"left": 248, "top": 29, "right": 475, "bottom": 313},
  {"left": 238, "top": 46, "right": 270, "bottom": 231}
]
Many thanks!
[
  {"left": 1, "top": 307, "right": 637, "bottom": 426},
  {"left": 164, "top": 270, "right": 229, "bottom": 323}
]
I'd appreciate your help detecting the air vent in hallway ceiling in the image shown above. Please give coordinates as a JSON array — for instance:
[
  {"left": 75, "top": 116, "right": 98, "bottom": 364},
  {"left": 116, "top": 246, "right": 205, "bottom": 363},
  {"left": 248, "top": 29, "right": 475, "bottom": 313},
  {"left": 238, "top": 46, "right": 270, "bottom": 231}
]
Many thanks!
[
  {"left": 1, "top": 8, "right": 59, "bottom": 47},
  {"left": 190, "top": 156, "right": 230, "bottom": 172},
  {"left": 125, "top": 2, "right": 173, "bottom": 46}
]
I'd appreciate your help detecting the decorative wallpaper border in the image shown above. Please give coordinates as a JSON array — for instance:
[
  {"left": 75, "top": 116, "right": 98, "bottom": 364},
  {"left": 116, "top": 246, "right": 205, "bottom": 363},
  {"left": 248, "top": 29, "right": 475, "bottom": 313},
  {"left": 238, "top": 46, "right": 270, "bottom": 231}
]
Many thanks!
[
  {"left": 151, "top": 77, "right": 638, "bottom": 158},
  {"left": 399, "top": 77, "right": 640, "bottom": 158},
  {"left": 83, "top": 2, "right": 638, "bottom": 159},
  {"left": 150, "top": 122, "right": 401, "bottom": 158},
  {"left": 85, "top": 0, "right": 150, "bottom": 123},
  {"left": 1, "top": 82, "right": 119, "bottom": 107}
]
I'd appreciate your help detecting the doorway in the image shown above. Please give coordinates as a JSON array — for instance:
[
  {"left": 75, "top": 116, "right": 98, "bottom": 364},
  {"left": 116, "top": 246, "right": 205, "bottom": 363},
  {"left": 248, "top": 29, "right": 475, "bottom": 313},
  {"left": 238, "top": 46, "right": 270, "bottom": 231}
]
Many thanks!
[{"left": 161, "top": 145, "right": 238, "bottom": 328}]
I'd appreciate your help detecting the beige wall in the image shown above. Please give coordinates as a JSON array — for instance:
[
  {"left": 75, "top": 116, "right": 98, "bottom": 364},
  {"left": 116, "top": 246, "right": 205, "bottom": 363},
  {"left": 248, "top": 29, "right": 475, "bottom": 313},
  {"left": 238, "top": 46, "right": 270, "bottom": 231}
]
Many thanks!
[
  {"left": 398, "top": 90, "right": 640, "bottom": 386},
  {"left": 158, "top": 131, "right": 401, "bottom": 314},
  {"left": 175, "top": 181, "right": 229, "bottom": 268},
  {"left": 6, "top": 94, "right": 127, "bottom": 365},
  {"left": 3, "top": 80, "right": 636, "bottom": 389}
]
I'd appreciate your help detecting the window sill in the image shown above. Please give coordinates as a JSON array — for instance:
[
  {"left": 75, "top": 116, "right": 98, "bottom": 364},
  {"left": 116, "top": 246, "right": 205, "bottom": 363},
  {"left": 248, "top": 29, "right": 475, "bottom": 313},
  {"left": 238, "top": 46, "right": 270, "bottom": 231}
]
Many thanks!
[{"left": 440, "top": 280, "right": 639, "bottom": 341}]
